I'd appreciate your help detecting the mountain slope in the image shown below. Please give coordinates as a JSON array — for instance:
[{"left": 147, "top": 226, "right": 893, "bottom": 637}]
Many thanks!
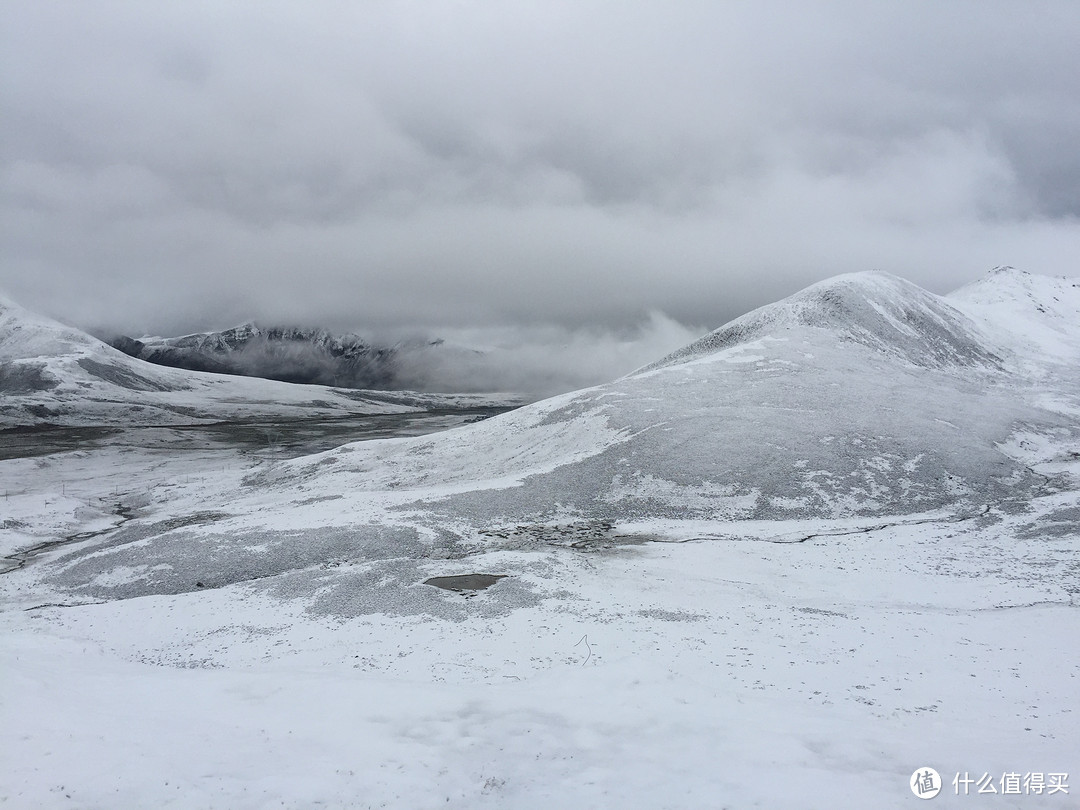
[
  {"left": 639, "top": 271, "right": 1005, "bottom": 373},
  {"left": 946, "top": 265, "right": 1080, "bottom": 370}
]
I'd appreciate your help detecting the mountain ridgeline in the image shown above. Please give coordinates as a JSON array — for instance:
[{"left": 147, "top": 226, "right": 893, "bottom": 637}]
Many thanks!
[{"left": 109, "top": 324, "right": 417, "bottom": 389}]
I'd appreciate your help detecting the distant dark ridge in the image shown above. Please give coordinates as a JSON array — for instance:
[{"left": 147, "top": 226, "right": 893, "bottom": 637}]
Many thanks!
[{"left": 108, "top": 324, "right": 403, "bottom": 389}]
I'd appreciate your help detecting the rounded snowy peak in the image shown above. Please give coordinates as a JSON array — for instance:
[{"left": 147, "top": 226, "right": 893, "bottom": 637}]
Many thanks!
[
  {"left": 949, "top": 265, "right": 1080, "bottom": 312},
  {"left": 638, "top": 271, "right": 1001, "bottom": 374},
  {"left": 946, "top": 266, "right": 1080, "bottom": 365},
  {"left": 0, "top": 290, "right": 107, "bottom": 362}
]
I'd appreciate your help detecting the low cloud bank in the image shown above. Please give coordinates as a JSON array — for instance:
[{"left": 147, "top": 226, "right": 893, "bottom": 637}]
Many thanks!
[{"left": 390, "top": 311, "right": 706, "bottom": 398}]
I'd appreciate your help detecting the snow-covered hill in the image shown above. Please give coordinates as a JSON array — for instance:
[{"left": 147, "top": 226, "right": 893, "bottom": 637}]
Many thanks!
[
  {"left": 640, "top": 270, "right": 1006, "bottom": 372},
  {"left": 0, "top": 294, "right": 517, "bottom": 427},
  {"left": 215, "top": 269, "right": 1078, "bottom": 541},
  {"left": 947, "top": 265, "right": 1080, "bottom": 370}
]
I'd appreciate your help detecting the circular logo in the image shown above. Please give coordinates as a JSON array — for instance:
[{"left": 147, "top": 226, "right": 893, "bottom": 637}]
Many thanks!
[{"left": 910, "top": 768, "right": 942, "bottom": 799}]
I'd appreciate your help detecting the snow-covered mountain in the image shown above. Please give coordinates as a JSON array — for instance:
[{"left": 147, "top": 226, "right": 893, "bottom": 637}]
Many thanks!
[
  {"left": 0, "top": 294, "right": 517, "bottom": 428},
  {"left": 108, "top": 322, "right": 488, "bottom": 392},
  {"left": 111, "top": 323, "right": 397, "bottom": 387},
  {"left": 948, "top": 265, "right": 1080, "bottom": 370}
]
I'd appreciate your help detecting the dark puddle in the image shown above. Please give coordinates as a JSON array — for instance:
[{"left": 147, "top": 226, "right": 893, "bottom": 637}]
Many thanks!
[{"left": 424, "top": 573, "right": 507, "bottom": 592}]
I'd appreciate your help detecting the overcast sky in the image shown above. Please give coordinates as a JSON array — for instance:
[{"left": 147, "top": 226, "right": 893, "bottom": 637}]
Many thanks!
[{"left": 3, "top": 1, "right": 1079, "bottom": 351}]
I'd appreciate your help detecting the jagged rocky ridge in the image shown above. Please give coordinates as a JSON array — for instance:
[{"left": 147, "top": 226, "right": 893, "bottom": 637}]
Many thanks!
[{"left": 109, "top": 324, "right": 417, "bottom": 389}]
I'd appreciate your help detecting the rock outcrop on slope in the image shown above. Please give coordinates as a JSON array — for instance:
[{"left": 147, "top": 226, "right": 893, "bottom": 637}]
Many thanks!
[
  {"left": 108, "top": 321, "right": 500, "bottom": 394},
  {"left": 109, "top": 324, "right": 401, "bottom": 388}
]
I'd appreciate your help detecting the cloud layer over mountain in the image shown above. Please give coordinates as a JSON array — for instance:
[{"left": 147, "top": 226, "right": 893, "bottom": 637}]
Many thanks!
[{"left": 3, "top": 1, "right": 1079, "bottom": 341}]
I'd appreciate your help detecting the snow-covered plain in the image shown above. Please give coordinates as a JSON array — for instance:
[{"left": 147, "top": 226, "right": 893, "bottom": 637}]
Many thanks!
[{"left": 2, "top": 269, "right": 1078, "bottom": 808}]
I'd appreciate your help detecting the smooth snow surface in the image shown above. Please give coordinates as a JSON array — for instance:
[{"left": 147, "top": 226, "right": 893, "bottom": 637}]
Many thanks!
[{"left": 2, "top": 269, "right": 1078, "bottom": 809}]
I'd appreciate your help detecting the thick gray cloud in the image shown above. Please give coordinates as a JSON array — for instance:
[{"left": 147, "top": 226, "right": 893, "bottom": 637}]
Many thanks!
[{"left": 2, "top": 0, "right": 1079, "bottom": 350}]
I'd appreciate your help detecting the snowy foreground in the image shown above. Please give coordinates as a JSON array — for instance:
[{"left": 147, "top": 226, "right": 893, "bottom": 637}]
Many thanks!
[{"left": 2, "top": 269, "right": 1079, "bottom": 808}]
